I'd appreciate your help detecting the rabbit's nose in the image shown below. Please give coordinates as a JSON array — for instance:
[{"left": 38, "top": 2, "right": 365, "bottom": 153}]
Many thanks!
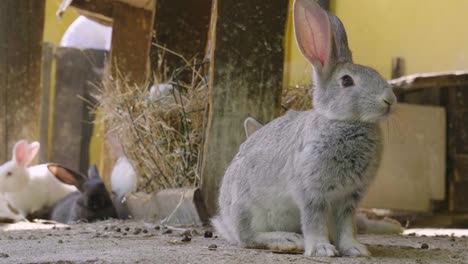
[{"left": 383, "top": 99, "right": 392, "bottom": 106}]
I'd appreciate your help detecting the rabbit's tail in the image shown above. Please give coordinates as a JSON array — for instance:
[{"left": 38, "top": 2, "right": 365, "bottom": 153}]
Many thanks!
[{"left": 356, "top": 213, "right": 403, "bottom": 234}]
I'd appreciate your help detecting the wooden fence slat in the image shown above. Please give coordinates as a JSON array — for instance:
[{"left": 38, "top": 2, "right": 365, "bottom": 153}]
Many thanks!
[
  {"left": 39, "top": 42, "right": 54, "bottom": 163},
  {"left": 52, "top": 48, "right": 107, "bottom": 173},
  {"left": 0, "top": 0, "right": 45, "bottom": 162},
  {"left": 200, "top": 0, "right": 289, "bottom": 216}
]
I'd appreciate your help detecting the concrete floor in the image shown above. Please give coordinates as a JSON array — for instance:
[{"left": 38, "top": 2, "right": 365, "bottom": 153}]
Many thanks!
[{"left": 0, "top": 220, "right": 467, "bottom": 264}]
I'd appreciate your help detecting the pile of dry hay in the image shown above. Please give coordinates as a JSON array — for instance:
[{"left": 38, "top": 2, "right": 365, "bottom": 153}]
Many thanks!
[{"left": 97, "top": 59, "right": 208, "bottom": 193}]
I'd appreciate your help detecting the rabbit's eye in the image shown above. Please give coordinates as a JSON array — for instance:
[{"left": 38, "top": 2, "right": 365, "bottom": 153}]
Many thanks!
[
  {"left": 341, "top": 75, "right": 354, "bottom": 87},
  {"left": 6, "top": 172, "right": 12, "bottom": 177}
]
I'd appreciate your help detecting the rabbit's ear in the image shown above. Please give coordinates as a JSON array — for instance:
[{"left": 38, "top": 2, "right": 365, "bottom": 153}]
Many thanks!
[
  {"left": 244, "top": 117, "right": 263, "bottom": 138},
  {"left": 12, "top": 140, "right": 30, "bottom": 167},
  {"left": 25, "top": 142, "right": 40, "bottom": 167},
  {"left": 47, "top": 164, "right": 87, "bottom": 190},
  {"left": 88, "top": 165, "right": 100, "bottom": 180},
  {"left": 327, "top": 13, "right": 353, "bottom": 63},
  {"left": 294, "top": 0, "right": 351, "bottom": 78}
]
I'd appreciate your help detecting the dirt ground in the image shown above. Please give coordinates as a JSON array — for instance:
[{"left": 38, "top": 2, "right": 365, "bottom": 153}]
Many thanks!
[{"left": 0, "top": 220, "right": 467, "bottom": 264}]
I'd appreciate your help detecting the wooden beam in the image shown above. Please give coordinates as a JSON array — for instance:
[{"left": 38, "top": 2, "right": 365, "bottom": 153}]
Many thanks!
[
  {"left": 151, "top": 0, "right": 212, "bottom": 76},
  {"left": 200, "top": 0, "right": 289, "bottom": 216},
  {"left": 391, "top": 56, "right": 405, "bottom": 79},
  {"left": 69, "top": 0, "right": 114, "bottom": 25},
  {"left": 39, "top": 43, "right": 54, "bottom": 163},
  {"left": 99, "top": 0, "right": 155, "bottom": 184},
  {"left": 110, "top": 0, "right": 155, "bottom": 84},
  {"left": 52, "top": 48, "right": 107, "bottom": 173},
  {"left": 390, "top": 70, "right": 468, "bottom": 92},
  {"left": 0, "top": 0, "right": 45, "bottom": 161}
]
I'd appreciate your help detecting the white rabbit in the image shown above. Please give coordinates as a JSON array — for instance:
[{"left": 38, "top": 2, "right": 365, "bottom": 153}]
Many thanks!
[
  {"left": 148, "top": 83, "right": 174, "bottom": 103},
  {"left": 0, "top": 193, "right": 23, "bottom": 223},
  {"left": 107, "top": 133, "right": 137, "bottom": 200},
  {"left": 60, "top": 16, "right": 112, "bottom": 51},
  {"left": 243, "top": 118, "right": 403, "bottom": 236},
  {"left": 106, "top": 133, "right": 137, "bottom": 219},
  {"left": 111, "top": 157, "right": 137, "bottom": 203},
  {"left": 212, "top": 0, "right": 397, "bottom": 257},
  {"left": 0, "top": 140, "right": 77, "bottom": 217}
]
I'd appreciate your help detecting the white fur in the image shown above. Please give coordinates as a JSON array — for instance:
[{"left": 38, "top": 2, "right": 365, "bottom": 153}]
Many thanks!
[
  {"left": 0, "top": 193, "right": 23, "bottom": 223},
  {"left": 110, "top": 157, "right": 137, "bottom": 200},
  {"left": 0, "top": 140, "right": 77, "bottom": 217},
  {"left": 60, "top": 16, "right": 112, "bottom": 50},
  {"left": 5, "top": 164, "right": 77, "bottom": 216},
  {"left": 148, "top": 83, "right": 174, "bottom": 103}
]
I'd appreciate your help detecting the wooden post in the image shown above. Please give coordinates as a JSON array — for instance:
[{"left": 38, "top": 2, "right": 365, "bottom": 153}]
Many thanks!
[
  {"left": 51, "top": 48, "right": 107, "bottom": 173},
  {"left": 150, "top": 0, "right": 212, "bottom": 76},
  {"left": 99, "top": 1, "right": 156, "bottom": 185},
  {"left": 200, "top": 0, "right": 289, "bottom": 216},
  {"left": 391, "top": 57, "right": 405, "bottom": 79},
  {"left": 39, "top": 43, "right": 54, "bottom": 164},
  {"left": 448, "top": 87, "right": 468, "bottom": 212},
  {"left": 0, "top": 0, "right": 45, "bottom": 161},
  {"left": 110, "top": 1, "right": 155, "bottom": 85}
]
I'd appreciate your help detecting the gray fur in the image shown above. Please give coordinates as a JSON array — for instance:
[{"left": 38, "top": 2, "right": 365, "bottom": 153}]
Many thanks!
[
  {"left": 50, "top": 165, "right": 117, "bottom": 224},
  {"left": 213, "top": 0, "right": 396, "bottom": 258}
]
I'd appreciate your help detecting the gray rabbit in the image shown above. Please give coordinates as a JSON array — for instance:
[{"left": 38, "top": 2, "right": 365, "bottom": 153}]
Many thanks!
[
  {"left": 47, "top": 164, "right": 117, "bottom": 224},
  {"left": 212, "top": 0, "right": 396, "bottom": 257}
]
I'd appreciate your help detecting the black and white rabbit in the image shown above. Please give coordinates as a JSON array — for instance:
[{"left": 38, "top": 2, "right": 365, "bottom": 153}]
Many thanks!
[
  {"left": 213, "top": 0, "right": 396, "bottom": 257},
  {"left": 47, "top": 164, "right": 117, "bottom": 224}
]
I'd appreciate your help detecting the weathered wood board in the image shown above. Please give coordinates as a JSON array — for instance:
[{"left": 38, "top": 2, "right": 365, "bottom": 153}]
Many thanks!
[
  {"left": 150, "top": 0, "right": 212, "bottom": 77},
  {"left": 110, "top": 1, "right": 154, "bottom": 85},
  {"left": 0, "top": 0, "right": 45, "bottom": 162},
  {"left": 200, "top": 0, "right": 289, "bottom": 216},
  {"left": 39, "top": 43, "right": 54, "bottom": 164},
  {"left": 51, "top": 48, "right": 107, "bottom": 173},
  {"left": 361, "top": 103, "right": 446, "bottom": 212}
]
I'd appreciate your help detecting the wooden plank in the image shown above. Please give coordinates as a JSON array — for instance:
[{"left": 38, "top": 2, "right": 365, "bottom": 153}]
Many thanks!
[
  {"left": 390, "top": 70, "right": 468, "bottom": 92},
  {"left": 400, "top": 87, "right": 443, "bottom": 106},
  {"left": 200, "top": 0, "right": 289, "bottom": 216},
  {"left": 151, "top": 0, "right": 212, "bottom": 75},
  {"left": 110, "top": 0, "right": 155, "bottom": 85},
  {"left": 0, "top": 0, "right": 45, "bottom": 161},
  {"left": 447, "top": 87, "right": 468, "bottom": 154},
  {"left": 52, "top": 48, "right": 107, "bottom": 173},
  {"left": 68, "top": 0, "right": 114, "bottom": 25},
  {"left": 99, "top": 1, "right": 155, "bottom": 186},
  {"left": 391, "top": 57, "right": 405, "bottom": 79},
  {"left": 361, "top": 103, "right": 446, "bottom": 212},
  {"left": 453, "top": 155, "right": 468, "bottom": 182},
  {"left": 0, "top": 2, "right": 8, "bottom": 161},
  {"left": 39, "top": 43, "right": 54, "bottom": 163},
  {"left": 450, "top": 181, "right": 468, "bottom": 212}
]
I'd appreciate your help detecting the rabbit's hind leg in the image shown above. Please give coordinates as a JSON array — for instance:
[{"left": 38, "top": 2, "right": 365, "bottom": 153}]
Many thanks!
[{"left": 235, "top": 206, "right": 304, "bottom": 252}]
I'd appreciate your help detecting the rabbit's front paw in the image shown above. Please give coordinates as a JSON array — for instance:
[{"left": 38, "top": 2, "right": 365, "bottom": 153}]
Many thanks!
[
  {"left": 305, "top": 242, "right": 338, "bottom": 257},
  {"left": 339, "top": 240, "right": 370, "bottom": 257}
]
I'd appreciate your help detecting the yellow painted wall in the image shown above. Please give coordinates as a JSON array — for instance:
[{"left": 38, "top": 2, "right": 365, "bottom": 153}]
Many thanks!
[
  {"left": 284, "top": 0, "right": 468, "bottom": 86},
  {"left": 44, "top": 1, "right": 78, "bottom": 44}
]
